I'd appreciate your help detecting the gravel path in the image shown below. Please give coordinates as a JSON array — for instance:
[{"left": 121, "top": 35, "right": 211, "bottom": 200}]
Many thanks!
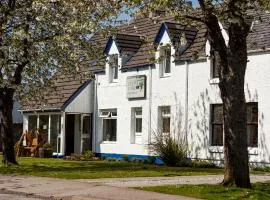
[{"left": 0, "top": 174, "right": 270, "bottom": 200}]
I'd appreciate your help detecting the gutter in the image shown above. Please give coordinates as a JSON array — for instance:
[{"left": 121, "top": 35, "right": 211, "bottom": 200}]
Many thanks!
[
  {"left": 93, "top": 74, "right": 98, "bottom": 152},
  {"left": 185, "top": 61, "right": 189, "bottom": 145},
  {"left": 148, "top": 65, "right": 153, "bottom": 145},
  {"left": 19, "top": 108, "right": 61, "bottom": 113}
]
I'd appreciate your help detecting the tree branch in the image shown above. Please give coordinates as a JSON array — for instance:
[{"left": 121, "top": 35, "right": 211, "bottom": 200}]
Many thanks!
[{"left": 184, "top": 14, "right": 206, "bottom": 23}]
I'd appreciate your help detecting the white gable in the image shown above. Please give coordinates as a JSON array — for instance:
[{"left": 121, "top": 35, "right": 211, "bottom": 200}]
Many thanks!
[
  {"left": 108, "top": 40, "right": 119, "bottom": 55},
  {"left": 159, "top": 29, "right": 171, "bottom": 47}
]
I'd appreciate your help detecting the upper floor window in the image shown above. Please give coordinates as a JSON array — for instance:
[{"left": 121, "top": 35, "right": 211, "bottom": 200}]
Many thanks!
[
  {"left": 210, "top": 50, "right": 219, "bottom": 79},
  {"left": 160, "top": 48, "right": 171, "bottom": 77},
  {"left": 109, "top": 54, "right": 118, "bottom": 82},
  {"left": 210, "top": 103, "right": 258, "bottom": 147}
]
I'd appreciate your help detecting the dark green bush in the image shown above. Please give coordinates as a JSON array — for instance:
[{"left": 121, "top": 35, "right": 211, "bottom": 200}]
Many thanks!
[
  {"left": 122, "top": 154, "right": 129, "bottom": 162},
  {"left": 149, "top": 135, "right": 187, "bottom": 166}
]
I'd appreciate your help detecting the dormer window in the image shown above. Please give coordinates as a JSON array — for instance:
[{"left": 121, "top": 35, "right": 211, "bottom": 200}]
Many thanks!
[
  {"left": 160, "top": 47, "right": 171, "bottom": 77},
  {"left": 109, "top": 54, "right": 118, "bottom": 82},
  {"left": 211, "top": 50, "right": 219, "bottom": 79}
]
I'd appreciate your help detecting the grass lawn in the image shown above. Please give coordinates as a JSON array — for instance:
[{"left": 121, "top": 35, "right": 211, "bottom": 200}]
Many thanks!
[
  {"left": 0, "top": 156, "right": 223, "bottom": 179},
  {"left": 141, "top": 182, "right": 270, "bottom": 200}
]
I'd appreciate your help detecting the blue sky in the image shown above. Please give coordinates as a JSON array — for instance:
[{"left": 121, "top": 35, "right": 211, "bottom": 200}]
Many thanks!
[{"left": 117, "top": 0, "right": 199, "bottom": 22}]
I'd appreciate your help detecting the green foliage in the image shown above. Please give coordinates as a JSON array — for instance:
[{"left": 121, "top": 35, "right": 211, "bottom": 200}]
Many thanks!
[
  {"left": 42, "top": 143, "right": 53, "bottom": 150},
  {"left": 83, "top": 150, "right": 95, "bottom": 160},
  {"left": 122, "top": 154, "right": 129, "bottom": 162},
  {"left": 142, "top": 183, "right": 270, "bottom": 200},
  {"left": 149, "top": 134, "right": 187, "bottom": 166}
]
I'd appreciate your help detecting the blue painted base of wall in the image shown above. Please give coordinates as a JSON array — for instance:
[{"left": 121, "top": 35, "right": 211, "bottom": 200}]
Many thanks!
[{"left": 95, "top": 153, "right": 164, "bottom": 165}]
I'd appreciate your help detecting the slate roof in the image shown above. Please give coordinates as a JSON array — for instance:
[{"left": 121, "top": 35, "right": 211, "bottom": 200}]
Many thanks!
[
  {"left": 21, "top": 71, "right": 92, "bottom": 111},
  {"left": 21, "top": 11, "right": 270, "bottom": 111},
  {"left": 247, "top": 11, "right": 270, "bottom": 51}
]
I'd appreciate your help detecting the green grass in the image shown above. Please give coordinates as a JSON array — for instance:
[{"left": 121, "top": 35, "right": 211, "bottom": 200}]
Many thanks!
[
  {"left": 141, "top": 183, "right": 270, "bottom": 200},
  {"left": 0, "top": 156, "right": 223, "bottom": 179}
]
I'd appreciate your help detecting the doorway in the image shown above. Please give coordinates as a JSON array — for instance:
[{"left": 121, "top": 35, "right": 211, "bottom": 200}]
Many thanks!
[{"left": 65, "top": 114, "right": 75, "bottom": 155}]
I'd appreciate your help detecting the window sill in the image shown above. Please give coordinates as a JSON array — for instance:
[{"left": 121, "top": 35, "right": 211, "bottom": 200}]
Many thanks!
[
  {"left": 208, "top": 146, "right": 223, "bottom": 153},
  {"left": 109, "top": 80, "right": 118, "bottom": 84},
  {"left": 160, "top": 74, "right": 171, "bottom": 78},
  {"left": 101, "top": 141, "right": 117, "bottom": 144},
  {"left": 209, "top": 78, "right": 219, "bottom": 84},
  {"left": 248, "top": 147, "right": 259, "bottom": 155}
]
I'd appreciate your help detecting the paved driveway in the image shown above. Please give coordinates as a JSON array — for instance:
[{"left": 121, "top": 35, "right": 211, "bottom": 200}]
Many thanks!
[{"left": 0, "top": 174, "right": 270, "bottom": 200}]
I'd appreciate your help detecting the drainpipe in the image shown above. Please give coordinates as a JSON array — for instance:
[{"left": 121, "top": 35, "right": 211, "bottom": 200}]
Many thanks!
[
  {"left": 148, "top": 65, "right": 152, "bottom": 145},
  {"left": 93, "top": 74, "right": 98, "bottom": 152},
  {"left": 185, "top": 61, "right": 189, "bottom": 145}
]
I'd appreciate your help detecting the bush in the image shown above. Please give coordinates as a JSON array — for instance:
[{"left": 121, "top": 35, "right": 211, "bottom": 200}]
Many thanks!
[
  {"left": 83, "top": 150, "right": 95, "bottom": 160},
  {"left": 149, "top": 134, "right": 187, "bottom": 166},
  {"left": 122, "top": 154, "right": 129, "bottom": 162}
]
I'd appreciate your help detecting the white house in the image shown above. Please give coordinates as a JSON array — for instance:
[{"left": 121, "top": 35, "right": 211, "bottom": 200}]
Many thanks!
[{"left": 21, "top": 11, "right": 270, "bottom": 165}]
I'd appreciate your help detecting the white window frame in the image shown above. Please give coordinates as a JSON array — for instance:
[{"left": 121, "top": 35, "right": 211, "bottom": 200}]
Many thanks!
[
  {"left": 159, "top": 46, "right": 171, "bottom": 77},
  {"left": 130, "top": 107, "right": 143, "bottom": 144},
  {"left": 159, "top": 106, "right": 171, "bottom": 136},
  {"left": 134, "top": 108, "right": 142, "bottom": 136},
  {"left": 100, "top": 109, "right": 117, "bottom": 142}
]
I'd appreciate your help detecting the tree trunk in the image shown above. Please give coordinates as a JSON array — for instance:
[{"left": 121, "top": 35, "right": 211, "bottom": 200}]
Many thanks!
[
  {"left": 204, "top": 10, "right": 251, "bottom": 188},
  {"left": 0, "top": 88, "right": 18, "bottom": 165},
  {"left": 219, "top": 21, "right": 251, "bottom": 188}
]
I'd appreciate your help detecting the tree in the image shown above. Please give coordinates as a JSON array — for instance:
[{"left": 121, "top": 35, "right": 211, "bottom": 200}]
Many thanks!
[
  {"left": 120, "top": 0, "right": 270, "bottom": 188},
  {"left": 0, "top": 0, "right": 122, "bottom": 165}
]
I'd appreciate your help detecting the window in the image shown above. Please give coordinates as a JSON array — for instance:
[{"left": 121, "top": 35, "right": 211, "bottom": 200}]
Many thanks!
[
  {"left": 210, "top": 103, "right": 258, "bottom": 147},
  {"left": 131, "top": 107, "right": 142, "bottom": 144},
  {"left": 135, "top": 108, "right": 142, "bottom": 133},
  {"left": 109, "top": 54, "right": 118, "bottom": 82},
  {"left": 211, "top": 104, "right": 223, "bottom": 146},
  {"left": 247, "top": 103, "right": 258, "bottom": 147},
  {"left": 100, "top": 109, "right": 117, "bottom": 142},
  {"left": 210, "top": 50, "right": 219, "bottom": 79},
  {"left": 160, "top": 106, "right": 171, "bottom": 135},
  {"left": 160, "top": 48, "right": 171, "bottom": 76}
]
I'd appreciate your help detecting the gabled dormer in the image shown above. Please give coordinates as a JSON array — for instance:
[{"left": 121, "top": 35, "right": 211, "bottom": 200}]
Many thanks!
[
  {"left": 104, "top": 38, "right": 120, "bottom": 83},
  {"left": 155, "top": 22, "right": 198, "bottom": 77},
  {"left": 104, "top": 34, "right": 142, "bottom": 82}
]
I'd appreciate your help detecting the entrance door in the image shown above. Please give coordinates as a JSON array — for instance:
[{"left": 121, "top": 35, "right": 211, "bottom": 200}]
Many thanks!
[
  {"left": 65, "top": 114, "right": 75, "bottom": 155},
  {"left": 81, "top": 114, "right": 92, "bottom": 152}
]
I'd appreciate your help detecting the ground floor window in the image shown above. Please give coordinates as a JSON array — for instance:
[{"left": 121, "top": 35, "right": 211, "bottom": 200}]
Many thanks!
[
  {"left": 100, "top": 109, "right": 117, "bottom": 142},
  {"left": 27, "top": 114, "right": 61, "bottom": 152},
  {"left": 211, "top": 103, "right": 258, "bottom": 147},
  {"left": 131, "top": 107, "right": 142, "bottom": 144},
  {"left": 159, "top": 106, "right": 171, "bottom": 136}
]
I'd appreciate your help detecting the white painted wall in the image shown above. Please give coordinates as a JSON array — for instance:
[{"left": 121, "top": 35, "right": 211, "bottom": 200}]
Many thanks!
[
  {"left": 64, "top": 81, "right": 94, "bottom": 114},
  {"left": 13, "top": 102, "right": 23, "bottom": 124},
  {"left": 95, "top": 28, "right": 270, "bottom": 165},
  {"left": 95, "top": 40, "right": 150, "bottom": 156},
  {"left": 186, "top": 51, "right": 270, "bottom": 164}
]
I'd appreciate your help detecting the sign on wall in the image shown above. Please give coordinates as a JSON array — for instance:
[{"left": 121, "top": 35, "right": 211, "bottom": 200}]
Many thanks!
[{"left": 126, "top": 75, "right": 146, "bottom": 99}]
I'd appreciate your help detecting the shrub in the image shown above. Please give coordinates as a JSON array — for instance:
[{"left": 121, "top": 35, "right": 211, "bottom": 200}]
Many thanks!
[
  {"left": 149, "top": 134, "right": 187, "bottom": 166},
  {"left": 122, "top": 154, "right": 129, "bottom": 162},
  {"left": 83, "top": 150, "right": 95, "bottom": 160}
]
